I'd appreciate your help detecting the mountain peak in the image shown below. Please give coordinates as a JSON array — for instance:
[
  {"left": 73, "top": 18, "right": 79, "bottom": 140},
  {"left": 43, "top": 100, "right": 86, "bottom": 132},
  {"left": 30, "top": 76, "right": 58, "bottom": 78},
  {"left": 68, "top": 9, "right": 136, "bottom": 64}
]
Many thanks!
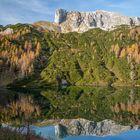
[{"left": 54, "top": 9, "right": 140, "bottom": 33}]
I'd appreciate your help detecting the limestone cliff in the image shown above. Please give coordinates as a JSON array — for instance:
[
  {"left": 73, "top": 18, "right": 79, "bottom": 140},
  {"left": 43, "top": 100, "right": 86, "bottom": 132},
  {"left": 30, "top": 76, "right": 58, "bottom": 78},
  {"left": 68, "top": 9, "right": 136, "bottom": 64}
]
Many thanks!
[{"left": 54, "top": 9, "right": 140, "bottom": 33}]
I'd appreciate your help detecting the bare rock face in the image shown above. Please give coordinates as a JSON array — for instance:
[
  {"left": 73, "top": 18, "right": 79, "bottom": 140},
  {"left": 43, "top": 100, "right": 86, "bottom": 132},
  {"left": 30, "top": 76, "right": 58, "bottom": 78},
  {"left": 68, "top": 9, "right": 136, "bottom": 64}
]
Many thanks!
[
  {"left": 55, "top": 119, "right": 140, "bottom": 138},
  {"left": 0, "top": 28, "right": 13, "bottom": 35},
  {"left": 33, "top": 21, "right": 61, "bottom": 32},
  {"left": 54, "top": 9, "right": 140, "bottom": 33},
  {"left": 55, "top": 9, "right": 67, "bottom": 24}
]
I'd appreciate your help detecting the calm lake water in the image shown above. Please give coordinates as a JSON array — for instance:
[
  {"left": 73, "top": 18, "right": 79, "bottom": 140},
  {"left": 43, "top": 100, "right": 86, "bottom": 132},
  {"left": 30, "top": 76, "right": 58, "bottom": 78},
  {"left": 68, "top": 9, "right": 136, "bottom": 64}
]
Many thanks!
[
  {"left": 31, "top": 125, "right": 140, "bottom": 140},
  {"left": 0, "top": 86, "right": 140, "bottom": 139}
]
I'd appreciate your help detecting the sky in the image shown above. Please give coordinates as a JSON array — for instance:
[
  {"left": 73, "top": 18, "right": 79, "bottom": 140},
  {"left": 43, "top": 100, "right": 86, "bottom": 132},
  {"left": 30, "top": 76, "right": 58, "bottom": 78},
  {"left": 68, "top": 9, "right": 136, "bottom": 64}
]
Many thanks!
[{"left": 0, "top": 0, "right": 140, "bottom": 25}]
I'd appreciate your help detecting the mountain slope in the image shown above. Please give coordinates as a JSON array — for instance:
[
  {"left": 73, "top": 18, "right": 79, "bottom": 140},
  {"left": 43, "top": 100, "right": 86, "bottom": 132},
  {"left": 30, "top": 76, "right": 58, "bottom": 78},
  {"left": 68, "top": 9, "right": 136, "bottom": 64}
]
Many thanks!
[
  {"left": 1, "top": 23, "right": 140, "bottom": 87},
  {"left": 40, "top": 26, "right": 140, "bottom": 87},
  {"left": 0, "top": 23, "right": 49, "bottom": 86}
]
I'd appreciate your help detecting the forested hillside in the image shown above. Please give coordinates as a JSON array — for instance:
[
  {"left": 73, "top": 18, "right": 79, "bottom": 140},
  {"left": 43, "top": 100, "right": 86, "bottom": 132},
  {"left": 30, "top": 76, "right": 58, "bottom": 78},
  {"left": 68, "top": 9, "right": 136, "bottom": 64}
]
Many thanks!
[{"left": 1, "top": 24, "right": 140, "bottom": 87}]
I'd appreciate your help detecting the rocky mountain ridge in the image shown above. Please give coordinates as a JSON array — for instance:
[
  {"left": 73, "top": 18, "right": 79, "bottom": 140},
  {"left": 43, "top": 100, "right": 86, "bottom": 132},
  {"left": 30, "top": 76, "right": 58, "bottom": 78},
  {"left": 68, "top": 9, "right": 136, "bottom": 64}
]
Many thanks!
[{"left": 54, "top": 9, "right": 140, "bottom": 33}]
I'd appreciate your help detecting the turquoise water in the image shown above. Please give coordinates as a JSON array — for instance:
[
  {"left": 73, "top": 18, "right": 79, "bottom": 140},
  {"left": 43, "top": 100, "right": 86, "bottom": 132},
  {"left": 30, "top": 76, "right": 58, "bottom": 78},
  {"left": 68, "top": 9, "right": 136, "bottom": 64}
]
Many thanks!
[{"left": 32, "top": 126, "right": 140, "bottom": 140}]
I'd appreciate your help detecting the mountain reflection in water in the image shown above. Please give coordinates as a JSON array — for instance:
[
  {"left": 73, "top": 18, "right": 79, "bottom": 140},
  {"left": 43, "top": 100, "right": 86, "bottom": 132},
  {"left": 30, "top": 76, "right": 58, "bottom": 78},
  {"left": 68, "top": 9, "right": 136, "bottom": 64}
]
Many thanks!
[
  {"left": 31, "top": 125, "right": 140, "bottom": 140},
  {"left": 41, "top": 86, "right": 140, "bottom": 125},
  {"left": 0, "top": 86, "right": 140, "bottom": 139},
  {"left": 0, "top": 86, "right": 140, "bottom": 125}
]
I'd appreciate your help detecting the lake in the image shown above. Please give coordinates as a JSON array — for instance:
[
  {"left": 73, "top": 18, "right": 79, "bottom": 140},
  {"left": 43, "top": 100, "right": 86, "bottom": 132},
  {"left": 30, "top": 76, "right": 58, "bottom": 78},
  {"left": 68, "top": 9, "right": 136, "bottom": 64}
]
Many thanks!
[
  {"left": 0, "top": 86, "right": 140, "bottom": 139},
  {"left": 30, "top": 125, "right": 140, "bottom": 140}
]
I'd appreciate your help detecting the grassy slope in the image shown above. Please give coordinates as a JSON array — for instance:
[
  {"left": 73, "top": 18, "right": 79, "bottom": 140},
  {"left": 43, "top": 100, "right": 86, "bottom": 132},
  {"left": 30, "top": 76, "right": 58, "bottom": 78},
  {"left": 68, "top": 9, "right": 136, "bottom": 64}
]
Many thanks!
[
  {"left": 40, "top": 26, "right": 140, "bottom": 87},
  {"left": 1, "top": 24, "right": 140, "bottom": 87}
]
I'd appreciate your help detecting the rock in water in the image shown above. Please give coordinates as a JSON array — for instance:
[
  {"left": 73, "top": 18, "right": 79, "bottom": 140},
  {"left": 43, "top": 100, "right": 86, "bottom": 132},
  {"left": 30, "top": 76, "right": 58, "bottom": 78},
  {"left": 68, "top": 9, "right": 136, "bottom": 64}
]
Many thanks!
[{"left": 54, "top": 9, "right": 140, "bottom": 33}]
